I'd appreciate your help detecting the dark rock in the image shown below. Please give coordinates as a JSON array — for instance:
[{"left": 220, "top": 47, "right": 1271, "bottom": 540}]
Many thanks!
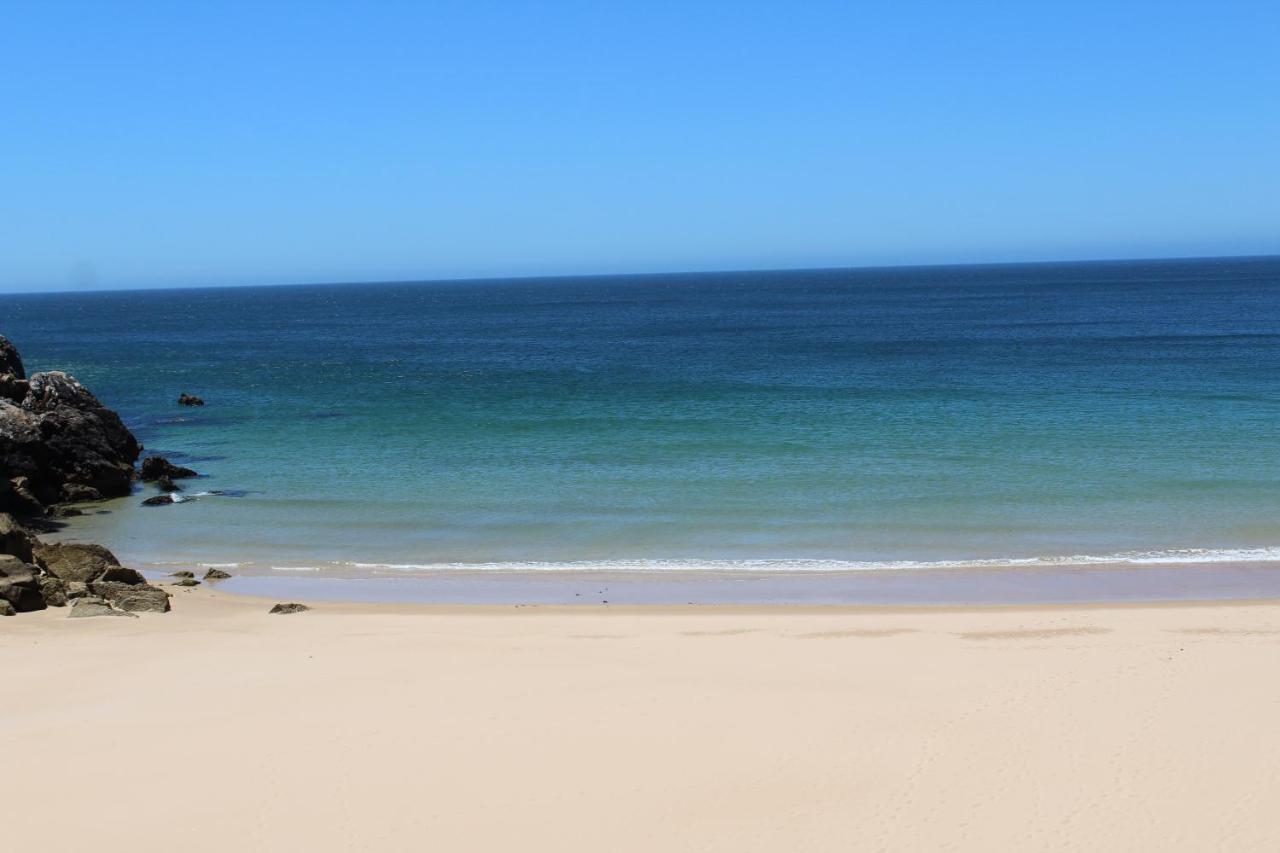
[
  {"left": 139, "top": 456, "right": 198, "bottom": 481},
  {"left": 0, "top": 373, "right": 28, "bottom": 405},
  {"left": 172, "top": 577, "right": 200, "bottom": 587},
  {"left": 0, "top": 513, "right": 37, "bottom": 562},
  {"left": 269, "top": 602, "right": 310, "bottom": 614},
  {"left": 91, "top": 580, "right": 170, "bottom": 613},
  {"left": 0, "top": 335, "right": 24, "bottom": 380},
  {"left": 98, "top": 566, "right": 146, "bottom": 585},
  {"left": 1, "top": 368, "right": 140, "bottom": 514},
  {"left": 142, "top": 495, "right": 175, "bottom": 506},
  {"left": 203, "top": 568, "right": 232, "bottom": 580},
  {"left": 178, "top": 393, "right": 205, "bottom": 406},
  {"left": 19, "top": 372, "right": 141, "bottom": 500},
  {"left": 0, "top": 600, "right": 14, "bottom": 616},
  {"left": 156, "top": 475, "right": 181, "bottom": 492},
  {"left": 0, "top": 556, "right": 46, "bottom": 612},
  {"left": 60, "top": 483, "right": 103, "bottom": 503},
  {"left": 33, "top": 541, "right": 121, "bottom": 583},
  {"left": 0, "top": 476, "right": 44, "bottom": 516},
  {"left": 170, "top": 570, "right": 195, "bottom": 578},
  {"left": 38, "top": 575, "right": 68, "bottom": 607},
  {"left": 69, "top": 598, "right": 136, "bottom": 618}
]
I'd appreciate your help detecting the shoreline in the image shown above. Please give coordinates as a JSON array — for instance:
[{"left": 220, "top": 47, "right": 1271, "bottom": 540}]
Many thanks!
[
  {"left": 135, "top": 558, "right": 1280, "bottom": 607},
  {"left": 9, "top": 588, "right": 1280, "bottom": 851}
]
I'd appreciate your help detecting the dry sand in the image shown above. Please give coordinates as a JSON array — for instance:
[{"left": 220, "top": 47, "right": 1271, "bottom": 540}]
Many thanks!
[{"left": 6, "top": 585, "right": 1280, "bottom": 852}]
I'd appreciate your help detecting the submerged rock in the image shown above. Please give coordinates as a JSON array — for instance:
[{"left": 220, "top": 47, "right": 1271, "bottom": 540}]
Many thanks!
[
  {"left": 142, "top": 495, "right": 176, "bottom": 506},
  {"left": 139, "top": 456, "right": 198, "bottom": 481},
  {"left": 178, "top": 393, "right": 205, "bottom": 406},
  {"left": 170, "top": 570, "right": 195, "bottom": 579},
  {"left": 156, "top": 475, "right": 181, "bottom": 492},
  {"left": 269, "top": 602, "right": 310, "bottom": 615}
]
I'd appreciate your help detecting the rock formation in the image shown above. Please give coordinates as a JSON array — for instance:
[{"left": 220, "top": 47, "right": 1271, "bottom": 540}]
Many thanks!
[
  {"left": 0, "top": 513, "right": 171, "bottom": 616},
  {"left": 1, "top": 336, "right": 141, "bottom": 515},
  {"left": 178, "top": 393, "right": 205, "bottom": 406}
]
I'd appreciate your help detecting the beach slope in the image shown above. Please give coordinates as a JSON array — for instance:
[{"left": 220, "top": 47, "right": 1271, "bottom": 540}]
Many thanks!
[{"left": 5, "top": 590, "right": 1280, "bottom": 851}]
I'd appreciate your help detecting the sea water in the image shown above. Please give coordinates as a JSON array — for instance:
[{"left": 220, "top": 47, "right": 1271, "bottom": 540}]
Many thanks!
[{"left": 2, "top": 256, "right": 1278, "bottom": 577}]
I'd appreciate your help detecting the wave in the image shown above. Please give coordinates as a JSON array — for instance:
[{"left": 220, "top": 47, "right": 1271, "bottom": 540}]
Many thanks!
[{"left": 327, "top": 547, "right": 1280, "bottom": 574}]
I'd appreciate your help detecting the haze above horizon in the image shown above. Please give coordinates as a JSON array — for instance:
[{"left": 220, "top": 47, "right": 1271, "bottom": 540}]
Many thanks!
[{"left": 3, "top": 1, "right": 1278, "bottom": 293}]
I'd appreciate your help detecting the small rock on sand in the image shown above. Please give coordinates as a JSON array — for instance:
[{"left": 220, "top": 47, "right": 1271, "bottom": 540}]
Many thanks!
[
  {"left": 203, "top": 568, "right": 232, "bottom": 580},
  {"left": 269, "top": 603, "right": 310, "bottom": 615}
]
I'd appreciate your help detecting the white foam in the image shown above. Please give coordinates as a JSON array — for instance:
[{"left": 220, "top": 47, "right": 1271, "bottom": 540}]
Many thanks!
[
  {"left": 332, "top": 547, "right": 1280, "bottom": 574},
  {"left": 269, "top": 566, "right": 323, "bottom": 572}
]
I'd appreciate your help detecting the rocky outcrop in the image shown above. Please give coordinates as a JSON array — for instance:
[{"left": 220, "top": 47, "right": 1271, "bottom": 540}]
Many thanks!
[
  {"left": 0, "top": 335, "right": 23, "bottom": 380},
  {"left": 203, "top": 568, "right": 232, "bottom": 580},
  {"left": 178, "top": 393, "right": 204, "bottom": 406},
  {"left": 0, "top": 350, "right": 141, "bottom": 514},
  {"left": 139, "top": 456, "right": 198, "bottom": 481},
  {"left": 142, "top": 495, "right": 176, "bottom": 506}
]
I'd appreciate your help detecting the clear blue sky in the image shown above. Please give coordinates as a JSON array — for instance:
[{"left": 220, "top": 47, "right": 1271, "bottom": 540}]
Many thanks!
[{"left": 3, "top": 1, "right": 1278, "bottom": 292}]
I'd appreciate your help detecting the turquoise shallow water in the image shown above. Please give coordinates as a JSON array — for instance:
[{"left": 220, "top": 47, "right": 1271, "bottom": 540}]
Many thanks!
[{"left": 2, "top": 257, "right": 1279, "bottom": 576}]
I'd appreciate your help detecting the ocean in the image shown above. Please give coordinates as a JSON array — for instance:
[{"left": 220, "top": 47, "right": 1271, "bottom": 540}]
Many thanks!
[{"left": 3, "top": 256, "right": 1279, "bottom": 580}]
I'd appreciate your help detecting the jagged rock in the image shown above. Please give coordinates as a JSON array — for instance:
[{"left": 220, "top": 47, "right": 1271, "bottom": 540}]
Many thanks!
[
  {"left": 139, "top": 456, "right": 198, "bottom": 481},
  {"left": 91, "top": 580, "right": 170, "bottom": 613},
  {"left": 178, "top": 393, "right": 205, "bottom": 406},
  {"left": 142, "top": 495, "right": 175, "bottom": 506},
  {"left": 172, "top": 577, "right": 200, "bottom": 587},
  {"left": 98, "top": 566, "right": 146, "bottom": 585},
  {"left": 269, "top": 602, "right": 310, "bottom": 614},
  {"left": 203, "top": 568, "right": 232, "bottom": 580},
  {"left": 69, "top": 598, "right": 136, "bottom": 618},
  {"left": 33, "top": 541, "right": 121, "bottom": 583},
  {"left": 0, "top": 556, "right": 46, "bottom": 612},
  {"left": 0, "top": 370, "right": 140, "bottom": 512},
  {"left": 0, "top": 335, "right": 23, "bottom": 380},
  {"left": 38, "top": 575, "right": 68, "bottom": 607},
  {"left": 0, "top": 513, "right": 37, "bottom": 562},
  {"left": 170, "top": 570, "right": 194, "bottom": 578}
]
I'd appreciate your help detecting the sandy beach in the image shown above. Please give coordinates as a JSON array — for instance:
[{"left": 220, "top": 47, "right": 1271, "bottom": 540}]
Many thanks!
[{"left": 6, "top": 587, "right": 1280, "bottom": 852}]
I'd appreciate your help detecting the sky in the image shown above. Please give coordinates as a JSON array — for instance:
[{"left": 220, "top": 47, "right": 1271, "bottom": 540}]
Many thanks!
[{"left": 2, "top": 1, "right": 1278, "bottom": 293}]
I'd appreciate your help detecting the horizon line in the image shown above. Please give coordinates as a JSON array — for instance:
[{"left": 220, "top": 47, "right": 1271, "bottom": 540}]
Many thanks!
[{"left": 3, "top": 251, "right": 1278, "bottom": 298}]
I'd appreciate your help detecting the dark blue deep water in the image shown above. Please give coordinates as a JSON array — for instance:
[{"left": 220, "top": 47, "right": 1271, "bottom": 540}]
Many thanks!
[{"left": 2, "top": 256, "right": 1278, "bottom": 575}]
